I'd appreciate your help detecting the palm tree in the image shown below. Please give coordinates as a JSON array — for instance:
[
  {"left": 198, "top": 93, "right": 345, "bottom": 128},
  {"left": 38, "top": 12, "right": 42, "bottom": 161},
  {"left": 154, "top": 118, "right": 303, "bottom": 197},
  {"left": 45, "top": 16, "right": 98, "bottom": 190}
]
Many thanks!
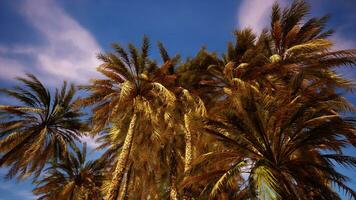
[
  {"left": 32, "top": 143, "right": 105, "bottom": 200},
  {"left": 76, "top": 36, "right": 180, "bottom": 200},
  {"left": 183, "top": 79, "right": 356, "bottom": 199},
  {"left": 175, "top": 89, "right": 207, "bottom": 199},
  {"left": 0, "top": 74, "right": 86, "bottom": 179},
  {"left": 180, "top": 0, "right": 356, "bottom": 102},
  {"left": 177, "top": 3, "right": 356, "bottom": 197},
  {"left": 263, "top": 0, "right": 356, "bottom": 94},
  {"left": 249, "top": 1, "right": 355, "bottom": 90}
]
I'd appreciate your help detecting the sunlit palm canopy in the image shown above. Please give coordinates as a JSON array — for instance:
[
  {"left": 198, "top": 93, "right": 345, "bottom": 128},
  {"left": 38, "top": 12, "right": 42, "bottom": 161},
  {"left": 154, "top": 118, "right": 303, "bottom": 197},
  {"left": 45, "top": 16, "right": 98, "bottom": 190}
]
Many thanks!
[
  {"left": 0, "top": 74, "right": 86, "bottom": 179},
  {"left": 178, "top": 0, "right": 356, "bottom": 102},
  {"left": 77, "top": 36, "right": 184, "bottom": 198},
  {"left": 183, "top": 79, "right": 356, "bottom": 200},
  {"left": 77, "top": 36, "right": 180, "bottom": 134}
]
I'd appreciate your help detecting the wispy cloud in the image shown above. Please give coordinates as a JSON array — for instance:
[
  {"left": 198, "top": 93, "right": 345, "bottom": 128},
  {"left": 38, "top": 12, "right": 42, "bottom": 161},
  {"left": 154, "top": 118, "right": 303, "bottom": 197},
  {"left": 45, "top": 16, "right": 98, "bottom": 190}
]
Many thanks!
[
  {"left": 237, "top": 0, "right": 282, "bottom": 33},
  {"left": 0, "top": 57, "right": 26, "bottom": 80},
  {"left": 0, "top": 0, "right": 101, "bottom": 85}
]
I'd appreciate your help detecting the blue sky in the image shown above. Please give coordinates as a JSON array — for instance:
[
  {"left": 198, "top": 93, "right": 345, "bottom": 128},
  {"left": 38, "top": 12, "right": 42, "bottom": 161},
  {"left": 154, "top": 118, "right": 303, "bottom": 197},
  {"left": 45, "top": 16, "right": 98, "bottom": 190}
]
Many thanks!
[{"left": 0, "top": 0, "right": 355, "bottom": 199}]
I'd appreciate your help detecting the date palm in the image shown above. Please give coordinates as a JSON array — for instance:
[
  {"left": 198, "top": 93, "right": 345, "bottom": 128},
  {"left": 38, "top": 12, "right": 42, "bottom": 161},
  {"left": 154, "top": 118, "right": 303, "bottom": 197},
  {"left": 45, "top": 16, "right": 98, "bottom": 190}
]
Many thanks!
[
  {"left": 263, "top": 0, "right": 355, "bottom": 94},
  {"left": 183, "top": 79, "right": 356, "bottom": 200},
  {"left": 175, "top": 89, "right": 207, "bottom": 200},
  {"left": 77, "top": 36, "right": 179, "bottom": 200},
  {"left": 183, "top": 0, "right": 356, "bottom": 101},
  {"left": 33, "top": 143, "right": 105, "bottom": 200},
  {"left": 0, "top": 74, "right": 86, "bottom": 179}
]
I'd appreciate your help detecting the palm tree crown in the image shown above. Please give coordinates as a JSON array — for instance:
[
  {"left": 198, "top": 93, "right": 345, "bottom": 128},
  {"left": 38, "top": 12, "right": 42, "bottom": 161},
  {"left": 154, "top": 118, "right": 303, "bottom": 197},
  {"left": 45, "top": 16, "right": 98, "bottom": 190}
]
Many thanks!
[
  {"left": 184, "top": 80, "right": 355, "bottom": 199},
  {"left": 77, "top": 36, "right": 181, "bottom": 199},
  {"left": 0, "top": 74, "right": 87, "bottom": 179},
  {"left": 33, "top": 143, "right": 105, "bottom": 200}
]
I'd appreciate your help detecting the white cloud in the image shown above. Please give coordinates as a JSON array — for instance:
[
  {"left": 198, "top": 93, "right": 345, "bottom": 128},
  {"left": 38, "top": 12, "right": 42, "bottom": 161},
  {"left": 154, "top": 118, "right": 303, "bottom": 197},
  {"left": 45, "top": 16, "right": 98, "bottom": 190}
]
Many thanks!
[
  {"left": 0, "top": 0, "right": 102, "bottom": 85},
  {"left": 0, "top": 57, "right": 27, "bottom": 80},
  {"left": 238, "top": 0, "right": 299, "bottom": 34},
  {"left": 237, "top": 0, "right": 279, "bottom": 33}
]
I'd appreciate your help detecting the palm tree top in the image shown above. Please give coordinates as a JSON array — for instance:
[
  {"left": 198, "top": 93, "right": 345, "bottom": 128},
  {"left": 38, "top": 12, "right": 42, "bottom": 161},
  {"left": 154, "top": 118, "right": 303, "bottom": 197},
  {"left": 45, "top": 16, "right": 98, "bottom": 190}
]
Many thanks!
[{"left": 0, "top": 74, "right": 87, "bottom": 179}]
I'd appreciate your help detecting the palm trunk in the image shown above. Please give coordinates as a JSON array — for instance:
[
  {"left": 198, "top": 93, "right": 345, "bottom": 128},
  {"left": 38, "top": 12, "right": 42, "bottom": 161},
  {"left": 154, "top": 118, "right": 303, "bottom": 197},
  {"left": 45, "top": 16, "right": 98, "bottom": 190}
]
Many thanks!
[
  {"left": 106, "top": 114, "right": 137, "bottom": 200},
  {"left": 183, "top": 114, "right": 192, "bottom": 200},
  {"left": 119, "top": 164, "right": 132, "bottom": 200},
  {"left": 183, "top": 114, "right": 193, "bottom": 173},
  {"left": 169, "top": 149, "right": 178, "bottom": 200}
]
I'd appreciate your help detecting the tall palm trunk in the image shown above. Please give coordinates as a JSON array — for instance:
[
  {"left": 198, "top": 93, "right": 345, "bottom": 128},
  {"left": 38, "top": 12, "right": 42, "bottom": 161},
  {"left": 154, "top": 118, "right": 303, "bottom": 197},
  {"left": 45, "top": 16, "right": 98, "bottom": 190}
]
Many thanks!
[
  {"left": 183, "top": 114, "right": 193, "bottom": 173},
  {"left": 183, "top": 114, "right": 192, "bottom": 200},
  {"left": 119, "top": 164, "right": 132, "bottom": 200},
  {"left": 106, "top": 114, "right": 137, "bottom": 200},
  {"left": 169, "top": 149, "right": 178, "bottom": 200}
]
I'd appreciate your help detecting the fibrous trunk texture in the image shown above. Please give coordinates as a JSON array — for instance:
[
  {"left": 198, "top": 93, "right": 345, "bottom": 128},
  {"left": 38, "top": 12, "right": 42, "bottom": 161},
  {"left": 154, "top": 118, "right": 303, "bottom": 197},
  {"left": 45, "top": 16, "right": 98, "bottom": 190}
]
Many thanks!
[
  {"left": 183, "top": 114, "right": 192, "bottom": 200},
  {"left": 169, "top": 149, "right": 178, "bottom": 200},
  {"left": 106, "top": 114, "right": 137, "bottom": 200}
]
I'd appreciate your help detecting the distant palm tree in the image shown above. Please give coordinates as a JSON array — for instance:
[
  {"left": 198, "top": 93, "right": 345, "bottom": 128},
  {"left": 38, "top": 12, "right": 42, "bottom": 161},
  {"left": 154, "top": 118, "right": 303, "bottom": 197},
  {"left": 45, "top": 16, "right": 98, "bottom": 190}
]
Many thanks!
[
  {"left": 183, "top": 80, "right": 356, "bottom": 200},
  {"left": 33, "top": 143, "right": 105, "bottom": 200},
  {"left": 77, "top": 36, "right": 179, "bottom": 200},
  {"left": 0, "top": 74, "right": 86, "bottom": 179}
]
